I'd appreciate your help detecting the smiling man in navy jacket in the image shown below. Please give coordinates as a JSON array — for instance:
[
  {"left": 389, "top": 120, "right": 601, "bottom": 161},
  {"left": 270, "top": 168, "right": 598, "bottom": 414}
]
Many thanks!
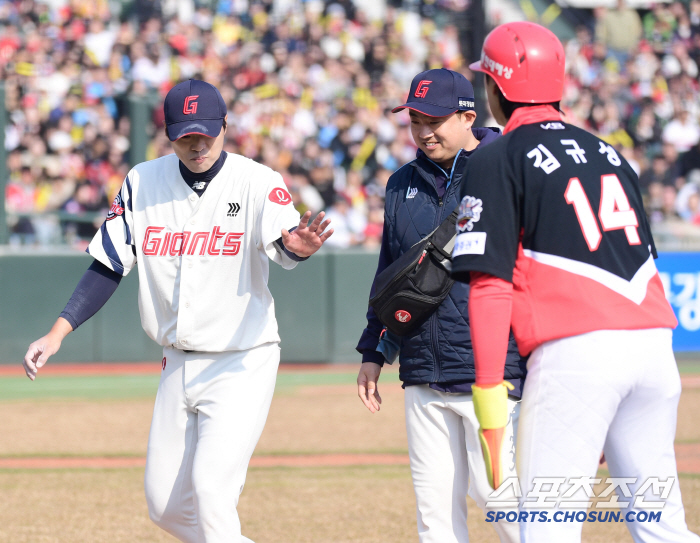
[{"left": 356, "top": 68, "right": 527, "bottom": 543}]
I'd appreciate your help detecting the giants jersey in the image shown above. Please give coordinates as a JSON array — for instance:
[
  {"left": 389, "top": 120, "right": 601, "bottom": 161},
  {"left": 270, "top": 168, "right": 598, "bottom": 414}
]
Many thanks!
[
  {"left": 451, "top": 121, "right": 676, "bottom": 355},
  {"left": 87, "top": 153, "right": 301, "bottom": 352}
]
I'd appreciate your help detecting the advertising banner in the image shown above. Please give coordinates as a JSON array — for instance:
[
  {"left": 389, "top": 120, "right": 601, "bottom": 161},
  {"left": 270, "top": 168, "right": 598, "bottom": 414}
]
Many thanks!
[{"left": 657, "top": 252, "right": 700, "bottom": 351}]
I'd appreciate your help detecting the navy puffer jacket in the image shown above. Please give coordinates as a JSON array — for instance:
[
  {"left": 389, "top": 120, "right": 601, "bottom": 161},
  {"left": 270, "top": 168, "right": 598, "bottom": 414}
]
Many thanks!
[{"left": 357, "top": 128, "right": 527, "bottom": 387}]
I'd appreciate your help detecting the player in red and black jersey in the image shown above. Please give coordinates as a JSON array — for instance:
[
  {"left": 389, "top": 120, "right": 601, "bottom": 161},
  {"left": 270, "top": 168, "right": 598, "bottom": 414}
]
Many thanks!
[{"left": 451, "top": 22, "right": 699, "bottom": 543}]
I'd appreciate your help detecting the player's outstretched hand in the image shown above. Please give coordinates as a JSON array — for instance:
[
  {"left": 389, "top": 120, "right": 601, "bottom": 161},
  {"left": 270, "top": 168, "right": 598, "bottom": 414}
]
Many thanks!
[
  {"left": 281, "top": 211, "right": 333, "bottom": 258},
  {"left": 23, "top": 318, "right": 73, "bottom": 381},
  {"left": 357, "top": 362, "right": 383, "bottom": 413}
]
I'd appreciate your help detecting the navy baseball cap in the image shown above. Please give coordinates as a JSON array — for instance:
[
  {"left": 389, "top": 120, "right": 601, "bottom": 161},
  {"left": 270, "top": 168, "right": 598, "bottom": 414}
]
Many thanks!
[
  {"left": 392, "top": 68, "right": 475, "bottom": 117},
  {"left": 164, "top": 79, "right": 227, "bottom": 141}
]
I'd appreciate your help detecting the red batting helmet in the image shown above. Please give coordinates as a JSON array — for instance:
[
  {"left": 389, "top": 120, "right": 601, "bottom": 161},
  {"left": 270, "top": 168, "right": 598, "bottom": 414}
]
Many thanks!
[{"left": 470, "top": 22, "right": 565, "bottom": 104}]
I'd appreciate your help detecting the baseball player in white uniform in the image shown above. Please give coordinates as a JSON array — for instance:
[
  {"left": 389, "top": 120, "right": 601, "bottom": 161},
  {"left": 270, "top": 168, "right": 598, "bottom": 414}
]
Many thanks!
[{"left": 23, "top": 79, "right": 333, "bottom": 542}]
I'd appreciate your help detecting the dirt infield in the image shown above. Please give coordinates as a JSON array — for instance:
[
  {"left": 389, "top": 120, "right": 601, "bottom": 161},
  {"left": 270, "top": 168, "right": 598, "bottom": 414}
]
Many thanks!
[
  {"left": 2, "top": 365, "right": 700, "bottom": 473},
  {"left": 3, "top": 444, "right": 700, "bottom": 472},
  {"left": 0, "top": 453, "right": 411, "bottom": 470}
]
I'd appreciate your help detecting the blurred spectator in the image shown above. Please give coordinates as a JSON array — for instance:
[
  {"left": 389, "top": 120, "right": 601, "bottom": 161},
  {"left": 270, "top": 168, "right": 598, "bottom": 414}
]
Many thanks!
[
  {"left": 680, "top": 140, "right": 700, "bottom": 181},
  {"left": 644, "top": 3, "right": 677, "bottom": 53},
  {"left": 322, "top": 194, "right": 367, "bottom": 248},
  {"left": 662, "top": 108, "right": 700, "bottom": 152},
  {"left": 595, "top": 0, "right": 643, "bottom": 66},
  {"left": 6, "top": 166, "right": 37, "bottom": 245},
  {"left": 4, "top": 0, "right": 700, "bottom": 246}
]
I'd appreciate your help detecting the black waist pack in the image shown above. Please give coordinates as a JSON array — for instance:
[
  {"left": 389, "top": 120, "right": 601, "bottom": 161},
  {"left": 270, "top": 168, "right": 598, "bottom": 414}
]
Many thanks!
[{"left": 369, "top": 210, "right": 458, "bottom": 336}]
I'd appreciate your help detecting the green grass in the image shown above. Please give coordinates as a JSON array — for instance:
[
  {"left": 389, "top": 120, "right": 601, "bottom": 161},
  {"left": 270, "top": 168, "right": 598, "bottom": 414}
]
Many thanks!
[
  {"left": 274, "top": 371, "right": 360, "bottom": 390},
  {"left": 676, "top": 356, "right": 700, "bottom": 374},
  {"left": 0, "top": 369, "right": 401, "bottom": 401},
  {"left": 0, "top": 375, "right": 161, "bottom": 400},
  {"left": 0, "top": 355, "right": 692, "bottom": 401}
]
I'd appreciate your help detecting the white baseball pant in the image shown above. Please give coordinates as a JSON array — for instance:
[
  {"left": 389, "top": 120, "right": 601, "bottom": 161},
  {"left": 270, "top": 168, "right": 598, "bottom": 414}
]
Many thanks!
[
  {"left": 517, "top": 328, "right": 700, "bottom": 543},
  {"left": 144, "top": 343, "right": 280, "bottom": 543},
  {"left": 404, "top": 384, "right": 522, "bottom": 543}
]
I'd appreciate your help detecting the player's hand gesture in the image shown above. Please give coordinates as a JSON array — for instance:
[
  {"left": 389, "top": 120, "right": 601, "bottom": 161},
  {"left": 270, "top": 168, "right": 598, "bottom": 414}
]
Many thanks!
[
  {"left": 281, "top": 211, "right": 333, "bottom": 258},
  {"left": 22, "top": 318, "right": 73, "bottom": 380},
  {"left": 357, "top": 362, "right": 383, "bottom": 413}
]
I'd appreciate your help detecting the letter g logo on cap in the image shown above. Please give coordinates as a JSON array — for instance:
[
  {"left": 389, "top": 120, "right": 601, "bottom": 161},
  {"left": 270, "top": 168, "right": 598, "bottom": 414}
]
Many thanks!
[
  {"left": 414, "top": 80, "right": 432, "bottom": 99},
  {"left": 183, "top": 95, "right": 199, "bottom": 115}
]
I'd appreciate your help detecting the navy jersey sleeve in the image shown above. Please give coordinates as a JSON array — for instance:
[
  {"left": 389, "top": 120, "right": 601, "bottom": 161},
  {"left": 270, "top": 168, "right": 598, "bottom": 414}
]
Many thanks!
[{"left": 451, "top": 140, "right": 521, "bottom": 283}]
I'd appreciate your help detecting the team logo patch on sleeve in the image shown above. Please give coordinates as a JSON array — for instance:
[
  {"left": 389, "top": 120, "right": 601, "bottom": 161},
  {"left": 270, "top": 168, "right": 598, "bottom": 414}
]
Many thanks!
[
  {"left": 456, "top": 195, "right": 482, "bottom": 232},
  {"left": 106, "top": 193, "right": 125, "bottom": 221},
  {"left": 269, "top": 188, "right": 292, "bottom": 205}
]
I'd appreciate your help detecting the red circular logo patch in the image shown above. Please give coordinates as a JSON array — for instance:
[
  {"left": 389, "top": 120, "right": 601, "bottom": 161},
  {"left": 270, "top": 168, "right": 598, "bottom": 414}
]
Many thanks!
[
  {"left": 162, "top": 357, "right": 167, "bottom": 370},
  {"left": 395, "top": 310, "right": 411, "bottom": 323},
  {"left": 269, "top": 187, "right": 292, "bottom": 205}
]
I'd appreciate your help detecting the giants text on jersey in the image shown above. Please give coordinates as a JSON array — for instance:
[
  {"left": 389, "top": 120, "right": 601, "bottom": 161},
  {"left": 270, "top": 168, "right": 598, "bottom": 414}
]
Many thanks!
[{"left": 87, "top": 153, "right": 301, "bottom": 352}]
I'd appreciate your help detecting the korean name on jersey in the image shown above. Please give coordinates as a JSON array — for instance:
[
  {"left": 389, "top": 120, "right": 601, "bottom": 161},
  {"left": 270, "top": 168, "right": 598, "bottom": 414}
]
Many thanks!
[
  {"left": 451, "top": 122, "right": 676, "bottom": 355},
  {"left": 88, "top": 153, "right": 301, "bottom": 353}
]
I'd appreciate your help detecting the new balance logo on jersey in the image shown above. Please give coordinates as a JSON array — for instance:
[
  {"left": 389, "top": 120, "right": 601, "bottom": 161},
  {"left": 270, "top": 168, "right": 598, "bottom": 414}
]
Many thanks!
[
  {"left": 142, "top": 226, "right": 244, "bottom": 257},
  {"left": 540, "top": 122, "right": 565, "bottom": 130},
  {"left": 227, "top": 203, "right": 240, "bottom": 217},
  {"left": 406, "top": 187, "right": 418, "bottom": 199},
  {"left": 192, "top": 181, "right": 207, "bottom": 190}
]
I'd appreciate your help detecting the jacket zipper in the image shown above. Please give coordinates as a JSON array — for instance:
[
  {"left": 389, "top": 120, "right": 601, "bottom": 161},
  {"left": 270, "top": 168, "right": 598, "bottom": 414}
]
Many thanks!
[
  {"left": 416, "top": 151, "right": 463, "bottom": 384},
  {"left": 429, "top": 151, "right": 461, "bottom": 383},
  {"left": 430, "top": 150, "right": 462, "bottom": 383}
]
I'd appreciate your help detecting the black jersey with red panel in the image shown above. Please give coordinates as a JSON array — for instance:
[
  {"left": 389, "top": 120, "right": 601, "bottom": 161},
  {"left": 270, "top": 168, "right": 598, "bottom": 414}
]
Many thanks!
[{"left": 451, "top": 119, "right": 677, "bottom": 355}]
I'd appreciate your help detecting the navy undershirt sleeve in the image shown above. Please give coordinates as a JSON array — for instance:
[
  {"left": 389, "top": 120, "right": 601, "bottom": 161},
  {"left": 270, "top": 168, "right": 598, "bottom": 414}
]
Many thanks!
[{"left": 60, "top": 260, "right": 122, "bottom": 330}]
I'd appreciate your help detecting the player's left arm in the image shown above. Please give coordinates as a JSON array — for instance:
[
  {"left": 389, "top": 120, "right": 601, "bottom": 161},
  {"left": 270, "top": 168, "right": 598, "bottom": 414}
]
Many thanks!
[
  {"left": 23, "top": 260, "right": 122, "bottom": 380},
  {"left": 451, "top": 145, "right": 521, "bottom": 489},
  {"left": 280, "top": 210, "right": 333, "bottom": 257},
  {"left": 469, "top": 271, "right": 515, "bottom": 489},
  {"left": 257, "top": 172, "right": 332, "bottom": 266}
]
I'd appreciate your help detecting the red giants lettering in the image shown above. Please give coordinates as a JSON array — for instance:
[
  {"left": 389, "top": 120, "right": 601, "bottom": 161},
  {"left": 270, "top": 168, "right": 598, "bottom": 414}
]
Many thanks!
[
  {"left": 143, "top": 226, "right": 165, "bottom": 255},
  {"left": 143, "top": 226, "right": 243, "bottom": 256}
]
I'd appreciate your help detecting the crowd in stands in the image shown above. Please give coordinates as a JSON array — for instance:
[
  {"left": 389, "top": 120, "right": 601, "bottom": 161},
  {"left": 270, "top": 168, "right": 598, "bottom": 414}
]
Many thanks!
[
  {"left": 564, "top": 0, "right": 700, "bottom": 240},
  {"left": 3, "top": 0, "right": 700, "bottom": 248}
]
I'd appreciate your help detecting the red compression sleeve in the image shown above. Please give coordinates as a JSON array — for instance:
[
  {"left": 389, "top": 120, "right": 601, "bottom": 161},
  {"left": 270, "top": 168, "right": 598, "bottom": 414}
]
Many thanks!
[{"left": 469, "top": 272, "right": 514, "bottom": 387}]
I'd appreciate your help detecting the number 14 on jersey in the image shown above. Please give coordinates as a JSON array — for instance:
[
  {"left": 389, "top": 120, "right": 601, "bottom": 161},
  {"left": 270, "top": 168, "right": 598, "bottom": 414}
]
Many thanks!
[{"left": 565, "top": 174, "right": 640, "bottom": 252}]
